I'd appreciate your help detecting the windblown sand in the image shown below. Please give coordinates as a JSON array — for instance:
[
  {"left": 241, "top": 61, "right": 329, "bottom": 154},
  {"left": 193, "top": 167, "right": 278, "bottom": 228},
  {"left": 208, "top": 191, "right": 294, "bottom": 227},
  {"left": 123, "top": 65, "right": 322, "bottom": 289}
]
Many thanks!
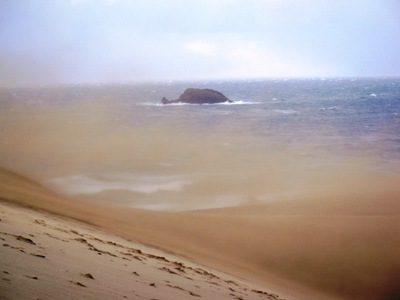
[
  {"left": 1, "top": 100, "right": 399, "bottom": 299},
  {"left": 1, "top": 167, "right": 399, "bottom": 300}
]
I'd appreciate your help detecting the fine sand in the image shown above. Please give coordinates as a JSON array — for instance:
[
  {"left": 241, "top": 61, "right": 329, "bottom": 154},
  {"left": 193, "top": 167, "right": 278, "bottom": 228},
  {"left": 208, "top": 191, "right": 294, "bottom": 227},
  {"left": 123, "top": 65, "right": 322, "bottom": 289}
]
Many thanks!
[
  {"left": 1, "top": 166, "right": 400, "bottom": 300},
  {"left": 1, "top": 201, "right": 287, "bottom": 300}
]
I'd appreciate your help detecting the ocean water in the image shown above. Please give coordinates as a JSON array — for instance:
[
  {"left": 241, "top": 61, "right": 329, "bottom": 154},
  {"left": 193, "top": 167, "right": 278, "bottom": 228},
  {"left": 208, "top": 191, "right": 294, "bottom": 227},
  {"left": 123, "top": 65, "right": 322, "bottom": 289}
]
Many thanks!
[{"left": 1, "top": 78, "right": 399, "bottom": 210}]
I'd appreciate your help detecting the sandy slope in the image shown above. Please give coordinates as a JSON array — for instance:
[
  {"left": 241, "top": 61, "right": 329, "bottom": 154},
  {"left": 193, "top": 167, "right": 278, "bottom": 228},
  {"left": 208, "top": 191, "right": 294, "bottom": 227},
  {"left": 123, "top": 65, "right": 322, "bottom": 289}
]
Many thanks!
[
  {"left": 1, "top": 201, "right": 287, "bottom": 300},
  {"left": 1, "top": 167, "right": 400, "bottom": 300}
]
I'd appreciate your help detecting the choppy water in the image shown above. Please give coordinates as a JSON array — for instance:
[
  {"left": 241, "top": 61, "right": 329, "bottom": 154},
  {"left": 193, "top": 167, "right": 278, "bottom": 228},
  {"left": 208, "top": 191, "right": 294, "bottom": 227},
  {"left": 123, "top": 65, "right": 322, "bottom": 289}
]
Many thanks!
[{"left": 1, "top": 78, "right": 399, "bottom": 210}]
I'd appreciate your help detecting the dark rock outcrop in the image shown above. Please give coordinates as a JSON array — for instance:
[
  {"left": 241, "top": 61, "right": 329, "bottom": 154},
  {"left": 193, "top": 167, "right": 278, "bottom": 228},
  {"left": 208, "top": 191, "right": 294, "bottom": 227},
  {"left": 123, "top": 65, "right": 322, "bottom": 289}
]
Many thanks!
[{"left": 161, "top": 88, "right": 233, "bottom": 104}]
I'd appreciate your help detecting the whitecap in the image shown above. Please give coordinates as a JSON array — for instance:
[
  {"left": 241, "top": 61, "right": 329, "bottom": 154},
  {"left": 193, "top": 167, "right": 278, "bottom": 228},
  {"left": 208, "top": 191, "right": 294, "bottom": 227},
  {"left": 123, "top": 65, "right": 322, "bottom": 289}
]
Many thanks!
[
  {"left": 320, "top": 106, "right": 340, "bottom": 112},
  {"left": 215, "top": 100, "right": 261, "bottom": 105},
  {"left": 274, "top": 109, "right": 299, "bottom": 115}
]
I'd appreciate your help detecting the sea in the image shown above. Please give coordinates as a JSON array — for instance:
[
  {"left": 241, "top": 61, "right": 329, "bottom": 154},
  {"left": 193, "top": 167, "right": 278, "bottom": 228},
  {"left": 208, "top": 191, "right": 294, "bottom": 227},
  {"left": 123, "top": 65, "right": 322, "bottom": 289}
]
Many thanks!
[{"left": 1, "top": 77, "right": 399, "bottom": 210}]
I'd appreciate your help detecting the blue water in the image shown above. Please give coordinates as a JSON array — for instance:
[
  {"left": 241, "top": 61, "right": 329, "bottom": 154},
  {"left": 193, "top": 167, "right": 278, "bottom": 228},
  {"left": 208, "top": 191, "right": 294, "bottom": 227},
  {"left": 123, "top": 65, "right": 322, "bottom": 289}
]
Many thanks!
[{"left": 130, "top": 78, "right": 400, "bottom": 162}]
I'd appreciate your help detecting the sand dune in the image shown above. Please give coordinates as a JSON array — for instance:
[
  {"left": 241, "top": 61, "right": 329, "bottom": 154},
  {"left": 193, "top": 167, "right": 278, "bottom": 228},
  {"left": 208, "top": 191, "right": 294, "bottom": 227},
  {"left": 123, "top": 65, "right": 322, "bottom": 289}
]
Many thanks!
[
  {"left": 1, "top": 201, "right": 288, "bottom": 300},
  {"left": 1, "top": 166, "right": 400, "bottom": 300}
]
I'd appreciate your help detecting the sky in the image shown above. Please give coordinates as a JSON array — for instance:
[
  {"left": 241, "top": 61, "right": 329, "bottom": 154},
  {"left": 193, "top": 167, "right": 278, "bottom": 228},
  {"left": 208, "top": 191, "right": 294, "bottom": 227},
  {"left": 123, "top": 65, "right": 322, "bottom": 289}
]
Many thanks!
[{"left": 0, "top": 0, "right": 399, "bottom": 86}]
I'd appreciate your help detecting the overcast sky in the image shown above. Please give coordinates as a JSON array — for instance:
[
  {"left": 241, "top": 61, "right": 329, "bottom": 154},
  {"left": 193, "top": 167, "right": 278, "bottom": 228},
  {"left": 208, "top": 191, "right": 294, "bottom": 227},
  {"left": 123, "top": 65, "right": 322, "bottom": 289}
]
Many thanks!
[{"left": 1, "top": 0, "right": 399, "bottom": 86}]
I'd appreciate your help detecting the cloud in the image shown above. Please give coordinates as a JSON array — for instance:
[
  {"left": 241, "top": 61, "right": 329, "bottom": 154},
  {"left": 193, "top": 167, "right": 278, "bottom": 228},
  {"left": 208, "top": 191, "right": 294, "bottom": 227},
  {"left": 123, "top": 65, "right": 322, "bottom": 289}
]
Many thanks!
[
  {"left": 68, "top": 0, "right": 120, "bottom": 6},
  {"left": 185, "top": 41, "right": 217, "bottom": 56},
  {"left": 183, "top": 38, "right": 337, "bottom": 78},
  {"left": 1, "top": 0, "right": 399, "bottom": 86}
]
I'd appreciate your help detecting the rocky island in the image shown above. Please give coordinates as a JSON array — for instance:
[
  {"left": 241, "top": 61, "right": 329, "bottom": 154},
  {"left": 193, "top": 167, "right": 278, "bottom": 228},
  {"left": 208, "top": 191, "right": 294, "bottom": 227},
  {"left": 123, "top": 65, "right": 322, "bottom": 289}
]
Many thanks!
[{"left": 161, "top": 88, "right": 233, "bottom": 104}]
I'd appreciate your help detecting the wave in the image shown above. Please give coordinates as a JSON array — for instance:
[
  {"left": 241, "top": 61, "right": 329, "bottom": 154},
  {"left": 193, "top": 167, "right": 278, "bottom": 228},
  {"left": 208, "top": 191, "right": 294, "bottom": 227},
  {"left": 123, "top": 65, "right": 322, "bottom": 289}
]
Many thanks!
[
  {"left": 319, "top": 106, "right": 340, "bottom": 111},
  {"left": 273, "top": 109, "right": 300, "bottom": 115},
  {"left": 48, "top": 173, "right": 192, "bottom": 195}
]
